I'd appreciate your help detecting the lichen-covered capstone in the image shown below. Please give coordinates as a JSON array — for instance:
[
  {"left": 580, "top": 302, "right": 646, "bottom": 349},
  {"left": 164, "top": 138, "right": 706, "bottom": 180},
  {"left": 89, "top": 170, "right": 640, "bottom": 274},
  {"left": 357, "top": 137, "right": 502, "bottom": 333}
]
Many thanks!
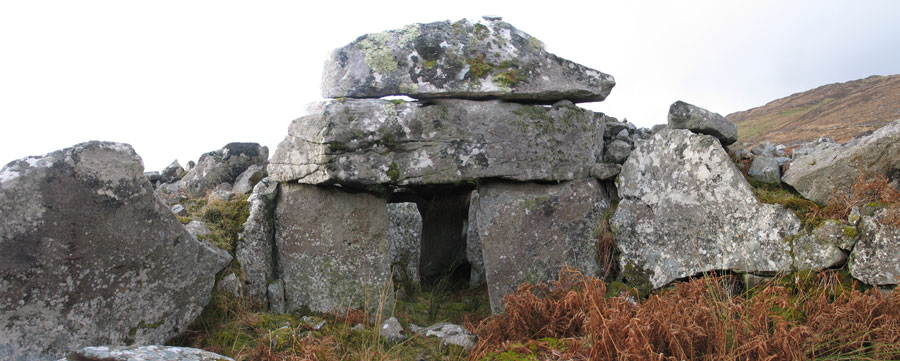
[
  {"left": 273, "top": 183, "right": 393, "bottom": 313},
  {"left": 0, "top": 142, "right": 231, "bottom": 361},
  {"left": 268, "top": 99, "right": 605, "bottom": 187},
  {"left": 474, "top": 178, "right": 611, "bottom": 313},
  {"left": 612, "top": 130, "right": 801, "bottom": 289},
  {"left": 849, "top": 209, "right": 900, "bottom": 285},
  {"left": 322, "top": 18, "right": 615, "bottom": 103},
  {"left": 236, "top": 177, "right": 279, "bottom": 300},
  {"left": 783, "top": 119, "right": 900, "bottom": 205},
  {"left": 667, "top": 101, "right": 737, "bottom": 146}
]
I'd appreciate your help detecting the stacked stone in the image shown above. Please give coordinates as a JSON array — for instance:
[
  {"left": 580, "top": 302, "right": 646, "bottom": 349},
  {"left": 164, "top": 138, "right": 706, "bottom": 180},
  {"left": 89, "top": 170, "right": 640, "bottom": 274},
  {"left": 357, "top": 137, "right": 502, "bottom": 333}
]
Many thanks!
[{"left": 252, "top": 17, "right": 617, "bottom": 313}]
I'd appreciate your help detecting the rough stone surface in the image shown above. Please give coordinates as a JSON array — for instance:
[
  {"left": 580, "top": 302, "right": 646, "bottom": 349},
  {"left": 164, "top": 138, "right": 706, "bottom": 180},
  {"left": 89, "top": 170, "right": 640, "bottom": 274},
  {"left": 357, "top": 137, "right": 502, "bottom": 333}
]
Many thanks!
[
  {"left": 236, "top": 178, "right": 279, "bottom": 300},
  {"left": 612, "top": 130, "right": 801, "bottom": 289},
  {"left": 160, "top": 160, "right": 185, "bottom": 183},
  {"left": 184, "top": 220, "right": 210, "bottom": 239},
  {"left": 475, "top": 178, "right": 611, "bottom": 313},
  {"left": 232, "top": 164, "right": 266, "bottom": 195},
  {"left": 0, "top": 142, "right": 231, "bottom": 361},
  {"left": 207, "top": 183, "right": 234, "bottom": 203},
  {"left": 590, "top": 163, "right": 622, "bottom": 180},
  {"left": 217, "top": 272, "right": 242, "bottom": 297},
  {"left": 423, "top": 323, "right": 477, "bottom": 351},
  {"left": 791, "top": 232, "right": 846, "bottom": 271},
  {"left": 180, "top": 142, "right": 268, "bottom": 198},
  {"left": 274, "top": 183, "right": 392, "bottom": 313},
  {"left": 748, "top": 155, "right": 781, "bottom": 184},
  {"left": 322, "top": 18, "right": 615, "bottom": 103},
  {"left": 387, "top": 202, "right": 422, "bottom": 286},
  {"left": 269, "top": 99, "right": 605, "bottom": 187},
  {"left": 379, "top": 317, "right": 407, "bottom": 342},
  {"left": 849, "top": 210, "right": 900, "bottom": 285},
  {"left": 603, "top": 140, "right": 632, "bottom": 164},
  {"left": 61, "top": 345, "right": 234, "bottom": 361},
  {"left": 783, "top": 119, "right": 900, "bottom": 204},
  {"left": 267, "top": 279, "right": 286, "bottom": 314},
  {"left": 813, "top": 220, "right": 859, "bottom": 251},
  {"left": 667, "top": 101, "right": 738, "bottom": 146},
  {"left": 466, "top": 190, "right": 485, "bottom": 288}
]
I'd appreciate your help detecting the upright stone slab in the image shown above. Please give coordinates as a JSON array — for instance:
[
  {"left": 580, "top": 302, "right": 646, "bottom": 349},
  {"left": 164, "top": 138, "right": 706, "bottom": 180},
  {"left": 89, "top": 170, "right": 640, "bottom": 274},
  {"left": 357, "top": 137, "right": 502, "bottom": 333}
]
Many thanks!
[
  {"left": 322, "top": 18, "right": 615, "bottom": 103},
  {"left": 466, "top": 190, "right": 485, "bottom": 288},
  {"left": 849, "top": 209, "right": 900, "bottom": 285},
  {"left": 387, "top": 202, "right": 422, "bottom": 286},
  {"left": 269, "top": 99, "right": 605, "bottom": 186},
  {"left": 783, "top": 119, "right": 900, "bottom": 205},
  {"left": 612, "top": 130, "right": 801, "bottom": 289},
  {"left": 0, "top": 142, "right": 231, "bottom": 361},
  {"left": 236, "top": 177, "right": 278, "bottom": 300},
  {"left": 474, "top": 178, "right": 611, "bottom": 313},
  {"left": 274, "top": 183, "right": 392, "bottom": 313}
]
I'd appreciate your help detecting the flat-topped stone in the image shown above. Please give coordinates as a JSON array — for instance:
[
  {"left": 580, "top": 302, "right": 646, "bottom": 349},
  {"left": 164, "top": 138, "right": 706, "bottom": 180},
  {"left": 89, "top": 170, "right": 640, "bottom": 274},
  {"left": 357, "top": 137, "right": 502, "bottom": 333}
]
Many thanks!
[
  {"left": 322, "top": 18, "right": 615, "bottom": 103},
  {"left": 269, "top": 98, "right": 605, "bottom": 188}
]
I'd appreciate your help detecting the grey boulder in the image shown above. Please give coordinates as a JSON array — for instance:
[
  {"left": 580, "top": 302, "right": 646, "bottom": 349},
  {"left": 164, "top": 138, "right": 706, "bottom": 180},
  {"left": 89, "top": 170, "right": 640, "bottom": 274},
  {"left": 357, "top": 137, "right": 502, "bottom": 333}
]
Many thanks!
[
  {"left": 849, "top": 209, "right": 900, "bottom": 285},
  {"left": 783, "top": 119, "right": 900, "bottom": 205},
  {"left": 269, "top": 99, "right": 605, "bottom": 187},
  {"left": 667, "top": 101, "right": 737, "bottom": 146},
  {"left": 160, "top": 160, "right": 185, "bottom": 183},
  {"left": 0, "top": 142, "right": 230, "bottom": 361},
  {"left": 748, "top": 155, "right": 781, "bottom": 184},
  {"left": 474, "top": 178, "right": 611, "bottom": 313},
  {"left": 59, "top": 346, "right": 233, "bottom": 361},
  {"left": 612, "top": 130, "right": 800, "bottom": 289},
  {"left": 232, "top": 164, "right": 266, "bottom": 195},
  {"left": 322, "top": 18, "right": 615, "bottom": 103},
  {"left": 236, "top": 178, "right": 279, "bottom": 300},
  {"left": 180, "top": 142, "right": 268, "bottom": 197}
]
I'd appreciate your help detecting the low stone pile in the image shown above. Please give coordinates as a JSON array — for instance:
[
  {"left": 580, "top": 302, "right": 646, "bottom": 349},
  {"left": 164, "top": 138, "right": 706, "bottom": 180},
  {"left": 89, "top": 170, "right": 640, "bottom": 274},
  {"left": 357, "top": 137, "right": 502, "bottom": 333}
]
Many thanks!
[{"left": 241, "top": 17, "right": 618, "bottom": 314}]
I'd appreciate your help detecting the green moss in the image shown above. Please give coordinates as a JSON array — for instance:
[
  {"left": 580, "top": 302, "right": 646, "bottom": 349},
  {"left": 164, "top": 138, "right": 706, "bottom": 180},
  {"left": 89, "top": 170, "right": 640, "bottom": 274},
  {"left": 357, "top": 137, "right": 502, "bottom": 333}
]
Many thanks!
[
  {"left": 201, "top": 195, "right": 251, "bottom": 253},
  {"left": 748, "top": 180, "right": 822, "bottom": 230},
  {"left": 424, "top": 60, "right": 437, "bottom": 69},
  {"left": 467, "top": 55, "right": 493, "bottom": 79},
  {"left": 473, "top": 23, "right": 490, "bottom": 41},
  {"left": 388, "top": 99, "right": 406, "bottom": 105},
  {"left": 622, "top": 262, "right": 653, "bottom": 298},
  {"left": 386, "top": 162, "right": 400, "bottom": 182},
  {"left": 479, "top": 349, "right": 539, "bottom": 361},
  {"left": 843, "top": 225, "right": 859, "bottom": 238},
  {"left": 492, "top": 69, "right": 522, "bottom": 88}
]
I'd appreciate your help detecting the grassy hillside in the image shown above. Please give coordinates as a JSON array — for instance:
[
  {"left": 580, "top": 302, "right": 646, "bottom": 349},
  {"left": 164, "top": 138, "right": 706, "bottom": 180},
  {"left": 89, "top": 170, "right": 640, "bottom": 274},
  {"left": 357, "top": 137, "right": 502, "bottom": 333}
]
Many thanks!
[{"left": 729, "top": 74, "right": 900, "bottom": 146}]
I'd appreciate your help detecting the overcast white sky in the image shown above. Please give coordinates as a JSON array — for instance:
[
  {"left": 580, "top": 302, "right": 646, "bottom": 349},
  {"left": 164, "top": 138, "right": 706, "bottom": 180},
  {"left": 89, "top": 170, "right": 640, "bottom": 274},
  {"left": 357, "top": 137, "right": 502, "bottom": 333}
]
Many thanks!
[{"left": 2, "top": 1, "right": 899, "bottom": 171}]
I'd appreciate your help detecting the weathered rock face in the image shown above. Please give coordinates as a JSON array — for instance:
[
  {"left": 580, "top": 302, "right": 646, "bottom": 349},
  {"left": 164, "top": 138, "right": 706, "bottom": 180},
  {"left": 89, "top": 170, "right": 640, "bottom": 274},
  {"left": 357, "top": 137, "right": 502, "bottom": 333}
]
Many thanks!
[
  {"left": 236, "top": 178, "right": 278, "bottom": 300},
  {"left": 180, "top": 142, "right": 268, "bottom": 197},
  {"left": 791, "top": 232, "right": 846, "bottom": 271},
  {"left": 387, "top": 202, "right": 422, "bottom": 286},
  {"left": 61, "top": 345, "right": 234, "bottom": 361},
  {"left": 321, "top": 18, "right": 615, "bottom": 103},
  {"left": 849, "top": 209, "right": 900, "bottom": 285},
  {"left": 748, "top": 155, "right": 781, "bottom": 184},
  {"left": 160, "top": 160, "right": 185, "bottom": 184},
  {"left": 783, "top": 119, "right": 900, "bottom": 205},
  {"left": 0, "top": 142, "right": 230, "bottom": 361},
  {"left": 667, "top": 101, "right": 737, "bottom": 146},
  {"left": 274, "top": 183, "right": 392, "bottom": 313},
  {"left": 612, "top": 130, "right": 800, "bottom": 289},
  {"left": 466, "top": 190, "right": 485, "bottom": 288},
  {"left": 474, "top": 178, "right": 611, "bottom": 313},
  {"left": 269, "top": 99, "right": 605, "bottom": 187}
]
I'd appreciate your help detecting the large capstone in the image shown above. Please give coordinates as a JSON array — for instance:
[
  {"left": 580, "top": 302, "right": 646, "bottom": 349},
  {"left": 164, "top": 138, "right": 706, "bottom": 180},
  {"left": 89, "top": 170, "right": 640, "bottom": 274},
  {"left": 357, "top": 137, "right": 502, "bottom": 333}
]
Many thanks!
[
  {"left": 667, "top": 101, "right": 737, "bottom": 146},
  {"left": 180, "top": 142, "right": 268, "bottom": 197},
  {"left": 849, "top": 209, "right": 900, "bottom": 285},
  {"left": 269, "top": 99, "right": 605, "bottom": 187},
  {"left": 783, "top": 119, "right": 900, "bottom": 205},
  {"left": 612, "top": 130, "right": 801, "bottom": 289},
  {"left": 0, "top": 142, "right": 231, "bottom": 361},
  {"left": 474, "top": 178, "right": 611, "bottom": 313},
  {"left": 273, "top": 183, "right": 392, "bottom": 313},
  {"left": 321, "top": 18, "right": 615, "bottom": 103},
  {"left": 236, "top": 177, "right": 278, "bottom": 300}
]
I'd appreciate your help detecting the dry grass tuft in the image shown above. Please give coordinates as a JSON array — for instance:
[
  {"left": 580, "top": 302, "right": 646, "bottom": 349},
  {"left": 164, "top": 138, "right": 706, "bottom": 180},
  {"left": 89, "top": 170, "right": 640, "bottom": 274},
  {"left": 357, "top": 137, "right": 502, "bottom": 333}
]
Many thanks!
[{"left": 470, "top": 267, "right": 900, "bottom": 361}]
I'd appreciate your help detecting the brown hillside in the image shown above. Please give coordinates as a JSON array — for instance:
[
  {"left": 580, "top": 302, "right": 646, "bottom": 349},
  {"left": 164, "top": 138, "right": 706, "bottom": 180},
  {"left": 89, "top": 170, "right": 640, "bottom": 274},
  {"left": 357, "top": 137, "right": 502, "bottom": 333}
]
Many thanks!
[{"left": 728, "top": 74, "right": 900, "bottom": 146}]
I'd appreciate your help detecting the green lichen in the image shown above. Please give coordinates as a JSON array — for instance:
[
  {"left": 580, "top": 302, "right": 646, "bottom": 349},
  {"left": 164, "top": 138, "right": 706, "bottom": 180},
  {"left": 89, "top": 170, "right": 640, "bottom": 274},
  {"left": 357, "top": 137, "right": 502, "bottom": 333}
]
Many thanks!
[
  {"left": 424, "top": 59, "right": 437, "bottom": 69},
  {"left": 492, "top": 69, "right": 522, "bottom": 88},
  {"left": 128, "top": 318, "right": 166, "bottom": 339},
  {"left": 473, "top": 23, "right": 490, "bottom": 41},
  {"left": 386, "top": 162, "right": 400, "bottom": 182},
  {"left": 356, "top": 32, "right": 398, "bottom": 73}
]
